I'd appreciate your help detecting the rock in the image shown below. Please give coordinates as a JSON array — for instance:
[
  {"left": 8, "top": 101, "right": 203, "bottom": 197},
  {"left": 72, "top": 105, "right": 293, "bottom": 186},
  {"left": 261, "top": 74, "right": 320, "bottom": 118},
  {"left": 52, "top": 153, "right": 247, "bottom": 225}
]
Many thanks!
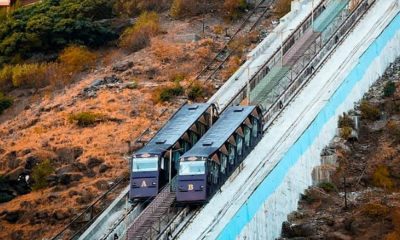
[
  {"left": 5, "top": 167, "right": 25, "bottom": 181},
  {"left": 53, "top": 210, "right": 69, "bottom": 220},
  {"left": 10, "top": 230, "right": 23, "bottom": 240},
  {"left": 87, "top": 157, "right": 104, "bottom": 168},
  {"left": 98, "top": 164, "right": 110, "bottom": 173},
  {"left": 86, "top": 169, "right": 96, "bottom": 178},
  {"left": 55, "top": 146, "right": 84, "bottom": 164},
  {"left": 24, "top": 154, "right": 40, "bottom": 170},
  {"left": 94, "top": 179, "right": 110, "bottom": 191},
  {"left": 76, "top": 190, "right": 93, "bottom": 204},
  {"left": 327, "top": 232, "right": 352, "bottom": 240},
  {"left": 68, "top": 189, "right": 79, "bottom": 197},
  {"left": 72, "top": 162, "right": 87, "bottom": 172},
  {"left": 281, "top": 221, "right": 315, "bottom": 238},
  {"left": 4, "top": 210, "right": 23, "bottom": 223},
  {"left": 112, "top": 61, "right": 133, "bottom": 72},
  {"left": 59, "top": 173, "right": 83, "bottom": 185},
  {"left": 46, "top": 174, "right": 58, "bottom": 186},
  {"left": 3, "top": 151, "right": 20, "bottom": 169}
]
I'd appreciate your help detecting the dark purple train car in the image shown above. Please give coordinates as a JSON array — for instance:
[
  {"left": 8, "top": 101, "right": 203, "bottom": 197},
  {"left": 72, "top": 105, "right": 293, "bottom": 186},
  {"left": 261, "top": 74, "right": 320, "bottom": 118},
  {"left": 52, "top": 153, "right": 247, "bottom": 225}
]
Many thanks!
[
  {"left": 176, "top": 106, "right": 263, "bottom": 203},
  {"left": 129, "top": 103, "right": 217, "bottom": 200}
]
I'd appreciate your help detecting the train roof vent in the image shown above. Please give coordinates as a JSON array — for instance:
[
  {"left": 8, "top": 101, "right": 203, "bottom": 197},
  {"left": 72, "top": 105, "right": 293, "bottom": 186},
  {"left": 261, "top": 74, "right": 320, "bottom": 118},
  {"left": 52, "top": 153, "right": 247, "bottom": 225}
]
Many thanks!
[
  {"left": 156, "top": 140, "right": 166, "bottom": 144},
  {"left": 188, "top": 105, "right": 199, "bottom": 110},
  {"left": 233, "top": 107, "right": 244, "bottom": 112},
  {"left": 202, "top": 142, "right": 213, "bottom": 146}
]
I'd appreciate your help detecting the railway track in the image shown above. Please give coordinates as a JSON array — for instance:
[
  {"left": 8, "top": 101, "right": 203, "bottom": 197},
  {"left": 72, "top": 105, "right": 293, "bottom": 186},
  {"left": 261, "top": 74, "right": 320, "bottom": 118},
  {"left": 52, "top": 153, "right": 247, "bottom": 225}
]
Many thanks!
[{"left": 193, "top": 0, "right": 274, "bottom": 84}]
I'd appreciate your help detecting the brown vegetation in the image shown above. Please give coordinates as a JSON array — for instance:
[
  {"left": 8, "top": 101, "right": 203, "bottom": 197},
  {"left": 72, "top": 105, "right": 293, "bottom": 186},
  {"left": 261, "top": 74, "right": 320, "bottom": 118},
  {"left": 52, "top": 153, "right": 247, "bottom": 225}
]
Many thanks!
[{"left": 119, "top": 11, "right": 160, "bottom": 52}]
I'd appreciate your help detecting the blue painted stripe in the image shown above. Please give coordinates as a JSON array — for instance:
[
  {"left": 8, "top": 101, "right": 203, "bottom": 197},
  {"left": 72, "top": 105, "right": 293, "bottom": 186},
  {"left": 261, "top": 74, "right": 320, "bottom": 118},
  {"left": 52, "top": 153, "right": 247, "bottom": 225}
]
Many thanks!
[{"left": 217, "top": 12, "right": 400, "bottom": 240}]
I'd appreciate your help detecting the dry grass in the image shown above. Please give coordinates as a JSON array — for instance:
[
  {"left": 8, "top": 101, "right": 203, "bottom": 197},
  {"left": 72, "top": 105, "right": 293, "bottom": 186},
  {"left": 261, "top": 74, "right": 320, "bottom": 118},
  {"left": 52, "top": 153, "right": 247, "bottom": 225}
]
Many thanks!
[
  {"left": 221, "top": 56, "right": 241, "bottom": 80},
  {"left": 151, "top": 39, "right": 184, "bottom": 63},
  {"left": 119, "top": 11, "right": 160, "bottom": 52}
]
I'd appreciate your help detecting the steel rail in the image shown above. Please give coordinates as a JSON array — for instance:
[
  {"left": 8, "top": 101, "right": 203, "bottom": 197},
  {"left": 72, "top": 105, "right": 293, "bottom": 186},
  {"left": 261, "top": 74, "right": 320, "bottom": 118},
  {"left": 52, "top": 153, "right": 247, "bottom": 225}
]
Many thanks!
[{"left": 192, "top": 0, "right": 274, "bottom": 83}]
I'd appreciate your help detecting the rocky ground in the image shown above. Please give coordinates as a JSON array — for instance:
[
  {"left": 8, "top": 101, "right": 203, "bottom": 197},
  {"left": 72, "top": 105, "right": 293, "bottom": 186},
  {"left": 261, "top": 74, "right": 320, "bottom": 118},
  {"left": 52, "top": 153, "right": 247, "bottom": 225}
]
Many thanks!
[
  {"left": 0, "top": 5, "right": 277, "bottom": 240},
  {"left": 279, "top": 58, "right": 400, "bottom": 239}
]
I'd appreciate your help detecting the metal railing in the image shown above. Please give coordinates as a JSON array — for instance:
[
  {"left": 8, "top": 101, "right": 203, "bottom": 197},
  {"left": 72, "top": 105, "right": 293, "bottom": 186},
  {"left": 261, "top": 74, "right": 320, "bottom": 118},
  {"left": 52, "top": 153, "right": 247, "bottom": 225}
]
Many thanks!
[
  {"left": 262, "top": 0, "right": 374, "bottom": 126},
  {"left": 221, "top": 0, "right": 328, "bottom": 111}
]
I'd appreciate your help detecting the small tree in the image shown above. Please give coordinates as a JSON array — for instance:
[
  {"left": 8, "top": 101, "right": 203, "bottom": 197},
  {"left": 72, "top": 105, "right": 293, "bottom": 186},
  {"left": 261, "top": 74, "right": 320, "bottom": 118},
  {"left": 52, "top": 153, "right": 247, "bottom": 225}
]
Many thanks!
[
  {"left": 31, "top": 159, "right": 54, "bottom": 191},
  {"left": 360, "top": 100, "right": 380, "bottom": 121},
  {"left": 384, "top": 81, "right": 396, "bottom": 98}
]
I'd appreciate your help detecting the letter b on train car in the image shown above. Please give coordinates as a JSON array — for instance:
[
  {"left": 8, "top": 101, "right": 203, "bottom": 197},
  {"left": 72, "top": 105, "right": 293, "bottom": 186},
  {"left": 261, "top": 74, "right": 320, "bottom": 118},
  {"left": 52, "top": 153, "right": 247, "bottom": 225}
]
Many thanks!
[{"left": 188, "top": 184, "right": 194, "bottom": 191}]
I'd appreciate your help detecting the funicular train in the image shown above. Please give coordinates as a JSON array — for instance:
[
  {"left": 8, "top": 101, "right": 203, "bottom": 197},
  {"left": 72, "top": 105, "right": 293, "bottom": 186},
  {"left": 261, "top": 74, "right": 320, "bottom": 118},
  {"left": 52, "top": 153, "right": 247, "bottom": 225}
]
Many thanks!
[
  {"left": 129, "top": 103, "right": 218, "bottom": 200},
  {"left": 176, "top": 106, "right": 263, "bottom": 203},
  {"left": 129, "top": 104, "right": 263, "bottom": 204}
]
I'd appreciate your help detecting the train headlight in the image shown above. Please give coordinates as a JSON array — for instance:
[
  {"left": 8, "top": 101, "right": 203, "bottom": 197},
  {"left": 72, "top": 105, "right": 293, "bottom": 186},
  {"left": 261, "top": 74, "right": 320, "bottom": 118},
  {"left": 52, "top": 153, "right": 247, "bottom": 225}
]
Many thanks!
[
  {"left": 200, "top": 185, "right": 204, "bottom": 189},
  {"left": 152, "top": 182, "right": 156, "bottom": 185}
]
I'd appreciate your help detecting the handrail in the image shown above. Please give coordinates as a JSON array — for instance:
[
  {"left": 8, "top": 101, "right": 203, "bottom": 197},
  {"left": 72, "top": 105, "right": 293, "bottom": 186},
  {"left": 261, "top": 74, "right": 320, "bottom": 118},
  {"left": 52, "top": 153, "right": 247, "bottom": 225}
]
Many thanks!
[{"left": 262, "top": 0, "right": 374, "bottom": 125}]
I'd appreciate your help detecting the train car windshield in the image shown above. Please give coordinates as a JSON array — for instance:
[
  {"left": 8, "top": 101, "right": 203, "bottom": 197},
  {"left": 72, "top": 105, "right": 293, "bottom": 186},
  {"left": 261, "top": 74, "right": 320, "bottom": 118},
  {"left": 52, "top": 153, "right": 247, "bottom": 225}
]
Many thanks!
[
  {"left": 179, "top": 161, "right": 205, "bottom": 175},
  {"left": 132, "top": 157, "right": 158, "bottom": 172}
]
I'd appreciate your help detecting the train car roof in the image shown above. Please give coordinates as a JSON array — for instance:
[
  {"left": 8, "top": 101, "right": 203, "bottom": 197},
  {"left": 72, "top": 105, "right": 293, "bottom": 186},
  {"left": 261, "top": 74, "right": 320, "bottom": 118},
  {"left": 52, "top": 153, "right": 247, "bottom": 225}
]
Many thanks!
[
  {"left": 181, "top": 106, "right": 259, "bottom": 159},
  {"left": 135, "top": 103, "right": 213, "bottom": 156}
]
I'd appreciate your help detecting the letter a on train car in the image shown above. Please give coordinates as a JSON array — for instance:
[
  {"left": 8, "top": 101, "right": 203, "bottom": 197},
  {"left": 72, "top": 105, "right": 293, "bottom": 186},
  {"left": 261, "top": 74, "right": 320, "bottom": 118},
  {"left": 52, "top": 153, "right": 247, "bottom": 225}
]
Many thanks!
[{"left": 141, "top": 180, "right": 147, "bottom": 187}]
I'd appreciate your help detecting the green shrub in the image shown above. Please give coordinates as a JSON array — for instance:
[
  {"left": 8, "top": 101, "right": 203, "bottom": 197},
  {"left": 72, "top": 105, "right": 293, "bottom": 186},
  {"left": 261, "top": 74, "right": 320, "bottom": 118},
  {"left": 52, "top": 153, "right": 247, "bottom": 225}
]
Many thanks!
[
  {"left": 360, "top": 100, "right": 380, "bottom": 121},
  {"left": 0, "top": 0, "right": 116, "bottom": 66},
  {"left": 338, "top": 113, "right": 354, "bottom": 128},
  {"left": 153, "top": 84, "right": 184, "bottom": 103},
  {"left": 318, "top": 182, "right": 337, "bottom": 193},
  {"left": 301, "top": 190, "right": 316, "bottom": 204},
  {"left": 187, "top": 83, "right": 204, "bottom": 101},
  {"left": 0, "top": 92, "right": 13, "bottom": 114},
  {"left": 69, "top": 112, "right": 106, "bottom": 127},
  {"left": 31, "top": 159, "right": 54, "bottom": 191},
  {"left": 384, "top": 81, "right": 396, "bottom": 97}
]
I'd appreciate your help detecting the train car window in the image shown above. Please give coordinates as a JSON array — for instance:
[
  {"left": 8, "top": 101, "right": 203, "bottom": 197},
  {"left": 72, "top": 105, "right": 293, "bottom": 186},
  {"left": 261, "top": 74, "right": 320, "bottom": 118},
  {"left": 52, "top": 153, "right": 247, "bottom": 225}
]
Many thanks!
[
  {"left": 173, "top": 151, "right": 181, "bottom": 170},
  {"left": 228, "top": 144, "right": 235, "bottom": 165},
  {"left": 132, "top": 157, "right": 158, "bottom": 172},
  {"left": 161, "top": 157, "right": 165, "bottom": 170},
  {"left": 212, "top": 163, "right": 218, "bottom": 184},
  {"left": 252, "top": 118, "right": 259, "bottom": 137},
  {"left": 220, "top": 154, "right": 227, "bottom": 174},
  {"left": 236, "top": 135, "right": 243, "bottom": 157},
  {"left": 179, "top": 161, "right": 205, "bottom": 175},
  {"left": 190, "top": 132, "right": 198, "bottom": 145},
  {"left": 183, "top": 141, "right": 190, "bottom": 152},
  {"left": 244, "top": 126, "right": 251, "bottom": 147},
  {"left": 198, "top": 122, "right": 206, "bottom": 136}
]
